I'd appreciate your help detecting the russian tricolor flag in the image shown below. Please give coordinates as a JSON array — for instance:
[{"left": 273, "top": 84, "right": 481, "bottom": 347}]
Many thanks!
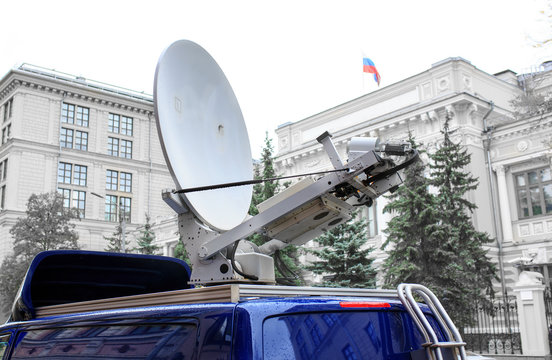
[{"left": 363, "top": 57, "right": 381, "bottom": 86}]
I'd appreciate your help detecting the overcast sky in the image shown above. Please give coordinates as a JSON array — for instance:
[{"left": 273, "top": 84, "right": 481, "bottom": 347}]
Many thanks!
[{"left": 1, "top": 0, "right": 549, "bottom": 158}]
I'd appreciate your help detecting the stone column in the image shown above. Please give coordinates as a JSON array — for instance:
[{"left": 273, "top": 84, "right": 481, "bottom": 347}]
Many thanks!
[
  {"left": 494, "top": 165, "right": 514, "bottom": 242},
  {"left": 168, "top": 241, "right": 177, "bottom": 257},
  {"left": 513, "top": 271, "right": 550, "bottom": 356}
]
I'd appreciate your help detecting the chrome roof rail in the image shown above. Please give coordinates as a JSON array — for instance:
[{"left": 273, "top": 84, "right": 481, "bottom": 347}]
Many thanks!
[{"left": 398, "top": 283, "right": 467, "bottom": 360}]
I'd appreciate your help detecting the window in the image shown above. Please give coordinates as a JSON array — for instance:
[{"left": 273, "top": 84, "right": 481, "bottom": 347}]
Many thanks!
[
  {"left": 61, "top": 103, "right": 75, "bottom": 124},
  {"left": 121, "top": 115, "right": 133, "bottom": 136},
  {"left": 58, "top": 188, "right": 71, "bottom": 208},
  {"left": 73, "top": 165, "right": 87, "bottom": 186},
  {"left": 120, "top": 172, "right": 132, "bottom": 192},
  {"left": 120, "top": 139, "right": 132, "bottom": 159},
  {"left": 61, "top": 127, "right": 87, "bottom": 151},
  {"left": 60, "top": 128, "right": 74, "bottom": 148},
  {"left": 120, "top": 196, "right": 131, "bottom": 222},
  {"left": 72, "top": 190, "right": 86, "bottom": 218},
  {"left": 75, "top": 130, "right": 88, "bottom": 151},
  {"left": 10, "top": 324, "right": 197, "bottom": 359},
  {"left": 1, "top": 158, "right": 7, "bottom": 181},
  {"left": 108, "top": 113, "right": 120, "bottom": 133},
  {"left": 106, "top": 170, "right": 118, "bottom": 190},
  {"left": 104, "top": 195, "right": 131, "bottom": 222},
  {"left": 76, "top": 106, "right": 89, "bottom": 127},
  {"left": 108, "top": 137, "right": 132, "bottom": 159},
  {"left": 58, "top": 162, "right": 88, "bottom": 186},
  {"left": 3, "top": 98, "right": 13, "bottom": 122},
  {"left": 109, "top": 113, "right": 133, "bottom": 136},
  {"left": 0, "top": 185, "right": 5, "bottom": 209},
  {"left": 58, "top": 162, "right": 72, "bottom": 184},
  {"left": 108, "top": 137, "right": 119, "bottom": 156},
  {"left": 515, "top": 167, "right": 552, "bottom": 218},
  {"left": 107, "top": 171, "right": 132, "bottom": 193},
  {"left": 62, "top": 103, "right": 89, "bottom": 126},
  {"left": 57, "top": 188, "right": 84, "bottom": 216},
  {"left": 366, "top": 201, "right": 378, "bottom": 237},
  {"left": 105, "top": 194, "right": 118, "bottom": 222},
  {"left": 1, "top": 124, "right": 10, "bottom": 144}
]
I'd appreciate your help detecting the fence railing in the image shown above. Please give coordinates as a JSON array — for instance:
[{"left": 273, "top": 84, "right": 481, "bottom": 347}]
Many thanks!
[
  {"left": 462, "top": 296, "right": 522, "bottom": 355},
  {"left": 544, "top": 289, "right": 552, "bottom": 349}
]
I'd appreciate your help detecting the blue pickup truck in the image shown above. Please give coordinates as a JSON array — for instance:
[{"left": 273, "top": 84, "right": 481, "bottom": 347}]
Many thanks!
[{"left": 0, "top": 250, "right": 469, "bottom": 360}]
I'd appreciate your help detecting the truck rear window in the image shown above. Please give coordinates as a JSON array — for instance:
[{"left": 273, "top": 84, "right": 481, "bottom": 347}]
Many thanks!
[
  {"left": 10, "top": 323, "right": 196, "bottom": 359},
  {"left": 263, "top": 310, "right": 439, "bottom": 360}
]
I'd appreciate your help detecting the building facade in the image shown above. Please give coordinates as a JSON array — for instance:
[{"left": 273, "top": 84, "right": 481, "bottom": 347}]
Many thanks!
[
  {"left": 0, "top": 65, "right": 180, "bottom": 261},
  {"left": 274, "top": 57, "right": 552, "bottom": 292}
]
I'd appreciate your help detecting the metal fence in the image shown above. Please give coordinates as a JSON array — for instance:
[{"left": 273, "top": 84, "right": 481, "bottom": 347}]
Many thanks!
[
  {"left": 544, "top": 289, "right": 552, "bottom": 349},
  {"left": 462, "top": 296, "right": 522, "bottom": 355}
]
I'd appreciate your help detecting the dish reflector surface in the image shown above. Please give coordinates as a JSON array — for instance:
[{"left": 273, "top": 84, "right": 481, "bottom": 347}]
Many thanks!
[{"left": 154, "top": 40, "right": 253, "bottom": 231}]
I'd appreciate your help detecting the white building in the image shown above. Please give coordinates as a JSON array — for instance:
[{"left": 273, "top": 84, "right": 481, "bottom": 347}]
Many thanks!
[
  {"left": 0, "top": 65, "right": 180, "bottom": 260},
  {"left": 2, "top": 59, "right": 551, "bottom": 294},
  {"left": 274, "top": 57, "right": 552, "bottom": 292}
]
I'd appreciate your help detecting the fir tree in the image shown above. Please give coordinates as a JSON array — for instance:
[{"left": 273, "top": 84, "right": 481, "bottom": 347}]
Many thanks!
[
  {"left": 383, "top": 117, "right": 497, "bottom": 327},
  {"left": 173, "top": 240, "right": 190, "bottom": 264},
  {"left": 427, "top": 112, "right": 497, "bottom": 327},
  {"left": 305, "top": 212, "right": 377, "bottom": 288},
  {"left": 249, "top": 132, "right": 279, "bottom": 220},
  {"left": 135, "top": 214, "right": 159, "bottom": 255},
  {"left": 248, "top": 132, "right": 300, "bottom": 285},
  {"left": 0, "top": 192, "right": 80, "bottom": 312},
  {"left": 104, "top": 224, "right": 124, "bottom": 253},
  {"left": 381, "top": 133, "right": 439, "bottom": 287}
]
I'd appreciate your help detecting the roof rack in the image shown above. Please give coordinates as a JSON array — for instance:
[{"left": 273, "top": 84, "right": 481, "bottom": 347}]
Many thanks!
[
  {"left": 398, "top": 284, "right": 467, "bottom": 360},
  {"left": 35, "top": 284, "right": 398, "bottom": 318}
]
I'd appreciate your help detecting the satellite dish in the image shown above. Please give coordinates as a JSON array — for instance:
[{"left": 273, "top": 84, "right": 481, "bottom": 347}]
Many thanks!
[{"left": 154, "top": 40, "right": 253, "bottom": 231}]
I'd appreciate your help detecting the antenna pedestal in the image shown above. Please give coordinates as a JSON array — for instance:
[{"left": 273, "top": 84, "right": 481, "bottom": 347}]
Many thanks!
[{"left": 176, "top": 212, "right": 275, "bottom": 285}]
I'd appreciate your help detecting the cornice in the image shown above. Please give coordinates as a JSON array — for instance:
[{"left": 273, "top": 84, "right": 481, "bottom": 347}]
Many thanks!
[
  {"left": 491, "top": 115, "right": 552, "bottom": 141},
  {"left": 275, "top": 93, "right": 497, "bottom": 160},
  {"left": 0, "top": 71, "right": 153, "bottom": 116}
]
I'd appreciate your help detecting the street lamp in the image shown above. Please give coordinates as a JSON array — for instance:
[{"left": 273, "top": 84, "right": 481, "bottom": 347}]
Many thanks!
[{"left": 91, "top": 192, "right": 127, "bottom": 253}]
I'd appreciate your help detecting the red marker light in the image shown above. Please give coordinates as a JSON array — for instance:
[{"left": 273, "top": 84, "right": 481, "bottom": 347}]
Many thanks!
[{"left": 339, "top": 301, "right": 391, "bottom": 308}]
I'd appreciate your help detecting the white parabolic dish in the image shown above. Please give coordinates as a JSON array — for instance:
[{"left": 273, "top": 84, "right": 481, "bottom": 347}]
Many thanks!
[{"left": 154, "top": 40, "right": 253, "bottom": 231}]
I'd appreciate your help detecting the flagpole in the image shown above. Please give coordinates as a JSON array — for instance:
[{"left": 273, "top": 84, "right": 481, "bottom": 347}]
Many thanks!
[{"left": 361, "top": 51, "right": 366, "bottom": 93}]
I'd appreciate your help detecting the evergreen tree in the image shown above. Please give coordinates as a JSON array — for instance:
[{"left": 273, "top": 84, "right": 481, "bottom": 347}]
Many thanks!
[
  {"left": 135, "top": 213, "right": 159, "bottom": 255},
  {"left": 248, "top": 132, "right": 300, "bottom": 285},
  {"left": 429, "top": 113, "right": 496, "bottom": 326},
  {"left": 383, "top": 117, "right": 497, "bottom": 327},
  {"left": 104, "top": 224, "right": 124, "bottom": 252},
  {"left": 248, "top": 163, "right": 264, "bottom": 217},
  {"left": 305, "top": 212, "right": 377, "bottom": 288},
  {"left": 0, "top": 192, "right": 80, "bottom": 312},
  {"left": 173, "top": 240, "right": 190, "bottom": 264},
  {"left": 381, "top": 133, "right": 439, "bottom": 287},
  {"left": 249, "top": 132, "right": 279, "bottom": 221}
]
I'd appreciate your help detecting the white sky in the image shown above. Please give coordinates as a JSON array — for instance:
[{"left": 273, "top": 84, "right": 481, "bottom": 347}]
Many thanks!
[{"left": 1, "top": 0, "right": 549, "bottom": 158}]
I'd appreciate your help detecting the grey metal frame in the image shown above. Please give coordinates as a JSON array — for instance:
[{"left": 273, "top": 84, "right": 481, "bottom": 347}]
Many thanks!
[{"left": 165, "top": 132, "right": 406, "bottom": 285}]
